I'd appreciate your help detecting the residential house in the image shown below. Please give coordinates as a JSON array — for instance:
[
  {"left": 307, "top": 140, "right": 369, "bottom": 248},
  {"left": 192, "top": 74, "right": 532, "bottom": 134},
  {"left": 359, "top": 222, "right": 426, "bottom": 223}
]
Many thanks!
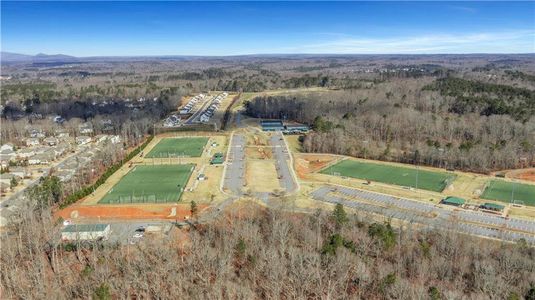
[
  {"left": 9, "top": 166, "right": 31, "bottom": 179},
  {"left": 55, "top": 128, "right": 70, "bottom": 138},
  {"left": 44, "top": 137, "right": 59, "bottom": 146},
  {"left": 0, "top": 173, "right": 19, "bottom": 185},
  {"left": 26, "top": 138, "right": 40, "bottom": 147},
  {"left": 79, "top": 123, "right": 94, "bottom": 135},
  {"left": 0, "top": 182, "right": 10, "bottom": 194},
  {"left": 54, "top": 169, "right": 76, "bottom": 182},
  {"left": 28, "top": 152, "right": 54, "bottom": 165},
  {"left": 28, "top": 129, "right": 45, "bottom": 138},
  {"left": 0, "top": 144, "right": 14, "bottom": 152},
  {"left": 76, "top": 136, "right": 92, "bottom": 145},
  {"left": 51, "top": 145, "right": 68, "bottom": 157},
  {"left": 110, "top": 135, "right": 121, "bottom": 144},
  {"left": 17, "top": 148, "right": 36, "bottom": 159}
]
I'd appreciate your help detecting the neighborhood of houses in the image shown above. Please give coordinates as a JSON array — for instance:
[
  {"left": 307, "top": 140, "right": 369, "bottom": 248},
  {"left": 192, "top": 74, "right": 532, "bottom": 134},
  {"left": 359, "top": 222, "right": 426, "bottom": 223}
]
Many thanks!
[
  {"left": 198, "top": 92, "right": 227, "bottom": 123},
  {"left": 0, "top": 121, "right": 121, "bottom": 196}
]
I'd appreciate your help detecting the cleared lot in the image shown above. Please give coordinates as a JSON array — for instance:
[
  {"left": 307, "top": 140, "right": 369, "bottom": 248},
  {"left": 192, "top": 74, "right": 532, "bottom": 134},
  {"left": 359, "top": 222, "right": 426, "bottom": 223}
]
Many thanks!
[
  {"left": 146, "top": 137, "right": 208, "bottom": 158},
  {"left": 99, "top": 164, "right": 194, "bottom": 204},
  {"left": 320, "top": 159, "right": 455, "bottom": 192},
  {"left": 481, "top": 180, "right": 535, "bottom": 206}
]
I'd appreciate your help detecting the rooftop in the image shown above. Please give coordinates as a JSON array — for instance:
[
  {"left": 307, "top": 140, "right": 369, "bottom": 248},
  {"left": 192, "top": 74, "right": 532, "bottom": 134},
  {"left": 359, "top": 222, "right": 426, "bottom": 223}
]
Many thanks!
[{"left": 62, "top": 224, "right": 109, "bottom": 233}]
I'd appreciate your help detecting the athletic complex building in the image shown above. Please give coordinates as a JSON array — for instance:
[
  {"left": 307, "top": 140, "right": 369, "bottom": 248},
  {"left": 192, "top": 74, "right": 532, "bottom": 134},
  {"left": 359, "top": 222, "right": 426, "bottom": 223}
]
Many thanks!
[{"left": 260, "top": 120, "right": 310, "bottom": 134}]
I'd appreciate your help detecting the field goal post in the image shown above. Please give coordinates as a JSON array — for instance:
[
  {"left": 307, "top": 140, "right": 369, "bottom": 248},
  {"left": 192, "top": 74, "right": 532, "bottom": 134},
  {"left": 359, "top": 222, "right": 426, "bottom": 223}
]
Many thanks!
[{"left": 512, "top": 200, "right": 525, "bottom": 207}]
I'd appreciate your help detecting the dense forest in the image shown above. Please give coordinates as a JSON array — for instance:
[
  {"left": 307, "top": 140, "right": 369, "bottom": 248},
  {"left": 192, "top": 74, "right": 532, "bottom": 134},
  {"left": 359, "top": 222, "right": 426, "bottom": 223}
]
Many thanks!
[
  {"left": 1, "top": 203, "right": 534, "bottom": 299},
  {"left": 246, "top": 77, "right": 535, "bottom": 173}
]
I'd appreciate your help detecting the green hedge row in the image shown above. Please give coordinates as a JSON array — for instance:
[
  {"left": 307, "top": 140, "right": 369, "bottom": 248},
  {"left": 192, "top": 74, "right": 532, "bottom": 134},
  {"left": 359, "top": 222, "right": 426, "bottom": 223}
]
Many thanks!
[{"left": 59, "top": 136, "right": 154, "bottom": 209}]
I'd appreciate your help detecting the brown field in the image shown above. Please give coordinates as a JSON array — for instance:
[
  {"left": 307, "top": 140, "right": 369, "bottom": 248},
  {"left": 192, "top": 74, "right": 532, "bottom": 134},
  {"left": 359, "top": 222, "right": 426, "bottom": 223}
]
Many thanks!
[
  {"left": 506, "top": 168, "right": 535, "bottom": 182},
  {"left": 245, "top": 160, "right": 281, "bottom": 192},
  {"left": 56, "top": 203, "right": 208, "bottom": 222}
]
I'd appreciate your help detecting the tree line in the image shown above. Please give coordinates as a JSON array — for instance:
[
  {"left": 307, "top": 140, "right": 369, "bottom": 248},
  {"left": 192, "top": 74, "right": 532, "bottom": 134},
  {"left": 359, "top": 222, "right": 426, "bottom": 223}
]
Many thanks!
[{"left": 246, "top": 81, "right": 535, "bottom": 172}]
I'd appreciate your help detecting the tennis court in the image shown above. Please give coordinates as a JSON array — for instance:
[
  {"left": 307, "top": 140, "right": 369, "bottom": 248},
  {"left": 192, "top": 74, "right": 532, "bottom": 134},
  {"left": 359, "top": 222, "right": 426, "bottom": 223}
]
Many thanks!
[
  {"left": 99, "top": 164, "right": 194, "bottom": 204},
  {"left": 481, "top": 180, "right": 535, "bottom": 206},
  {"left": 146, "top": 137, "right": 208, "bottom": 158},
  {"left": 320, "top": 159, "right": 455, "bottom": 192}
]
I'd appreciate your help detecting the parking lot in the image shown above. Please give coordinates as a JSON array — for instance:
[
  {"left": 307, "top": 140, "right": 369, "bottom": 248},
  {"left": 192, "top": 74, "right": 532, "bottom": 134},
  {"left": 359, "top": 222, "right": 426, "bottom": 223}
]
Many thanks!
[
  {"left": 106, "top": 221, "right": 174, "bottom": 245},
  {"left": 270, "top": 132, "right": 297, "bottom": 193},
  {"left": 223, "top": 134, "right": 246, "bottom": 195},
  {"left": 311, "top": 185, "right": 535, "bottom": 244}
]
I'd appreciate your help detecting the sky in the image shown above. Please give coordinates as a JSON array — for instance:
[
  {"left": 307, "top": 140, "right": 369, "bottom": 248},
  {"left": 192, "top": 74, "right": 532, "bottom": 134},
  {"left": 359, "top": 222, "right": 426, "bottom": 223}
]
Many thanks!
[{"left": 1, "top": 1, "right": 534, "bottom": 56}]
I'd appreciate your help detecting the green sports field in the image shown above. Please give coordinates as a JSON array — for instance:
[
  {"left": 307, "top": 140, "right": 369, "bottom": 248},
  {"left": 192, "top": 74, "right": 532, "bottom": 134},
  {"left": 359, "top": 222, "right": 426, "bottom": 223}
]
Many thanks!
[
  {"left": 320, "top": 159, "right": 455, "bottom": 192},
  {"left": 481, "top": 180, "right": 535, "bottom": 206},
  {"left": 99, "top": 164, "right": 194, "bottom": 204},
  {"left": 146, "top": 137, "right": 208, "bottom": 158}
]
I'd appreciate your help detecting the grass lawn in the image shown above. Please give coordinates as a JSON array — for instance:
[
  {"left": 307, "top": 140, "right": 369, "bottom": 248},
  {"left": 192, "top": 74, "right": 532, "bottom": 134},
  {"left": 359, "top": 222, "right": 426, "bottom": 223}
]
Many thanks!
[
  {"left": 146, "top": 137, "right": 208, "bottom": 158},
  {"left": 99, "top": 164, "right": 194, "bottom": 204},
  {"left": 320, "top": 159, "right": 455, "bottom": 192},
  {"left": 481, "top": 180, "right": 535, "bottom": 206}
]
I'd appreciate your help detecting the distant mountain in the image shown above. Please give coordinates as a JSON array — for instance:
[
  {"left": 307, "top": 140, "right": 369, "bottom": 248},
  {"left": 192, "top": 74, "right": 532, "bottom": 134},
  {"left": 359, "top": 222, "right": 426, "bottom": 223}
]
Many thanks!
[
  {"left": 1, "top": 51, "right": 34, "bottom": 62},
  {"left": 1, "top": 51, "right": 79, "bottom": 63}
]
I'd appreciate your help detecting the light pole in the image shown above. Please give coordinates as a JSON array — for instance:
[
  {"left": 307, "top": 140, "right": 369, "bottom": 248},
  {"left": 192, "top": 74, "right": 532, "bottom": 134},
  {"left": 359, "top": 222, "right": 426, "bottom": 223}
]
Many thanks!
[{"left": 511, "top": 180, "right": 515, "bottom": 205}]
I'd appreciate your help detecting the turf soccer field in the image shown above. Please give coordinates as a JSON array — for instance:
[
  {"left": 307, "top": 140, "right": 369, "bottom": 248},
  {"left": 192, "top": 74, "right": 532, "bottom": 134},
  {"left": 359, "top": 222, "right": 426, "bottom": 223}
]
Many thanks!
[
  {"left": 146, "top": 137, "right": 208, "bottom": 158},
  {"left": 99, "top": 164, "right": 194, "bottom": 204},
  {"left": 320, "top": 159, "right": 455, "bottom": 192},
  {"left": 481, "top": 180, "right": 535, "bottom": 206}
]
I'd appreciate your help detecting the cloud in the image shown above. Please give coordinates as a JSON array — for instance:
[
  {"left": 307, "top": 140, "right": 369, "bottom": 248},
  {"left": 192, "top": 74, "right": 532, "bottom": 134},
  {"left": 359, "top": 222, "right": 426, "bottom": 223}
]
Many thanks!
[
  {"left": 282, "top": 30, "right": 535, "bottom": 54},
  {"left": 447, "top": 5, "right": 477, "bottom": 14}
]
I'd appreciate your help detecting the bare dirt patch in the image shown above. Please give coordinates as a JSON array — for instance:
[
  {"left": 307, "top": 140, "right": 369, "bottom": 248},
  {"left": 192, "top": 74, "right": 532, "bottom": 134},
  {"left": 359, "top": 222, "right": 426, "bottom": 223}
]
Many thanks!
[
  {"left": 245, "top": 146, "right": 273, "bottom": 159},
  {"left": 294, "top": 154, "right": 339, "bottom": 179},
  {"left": 508, "top": 168, "right": 535, "bottom": 182},
  {"left": 56, "top": 203, "right": 208, "bottom": 222}
]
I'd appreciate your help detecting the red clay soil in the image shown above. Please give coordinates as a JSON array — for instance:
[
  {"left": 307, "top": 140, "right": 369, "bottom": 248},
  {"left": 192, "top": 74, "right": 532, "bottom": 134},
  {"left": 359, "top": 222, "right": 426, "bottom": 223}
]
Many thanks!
[
  {"left": 514, "top": 170, "right": 535, "bottom": 182},
  {"left": 295, "top": 154, "right": 337, "bottom": 179},
  {"left": 55, "top": 203, "right": 208, "bottom": 222}
]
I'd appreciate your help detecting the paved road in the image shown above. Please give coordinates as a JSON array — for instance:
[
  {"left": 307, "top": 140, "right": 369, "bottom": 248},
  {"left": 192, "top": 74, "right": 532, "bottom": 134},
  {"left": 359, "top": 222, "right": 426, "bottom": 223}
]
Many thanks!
[
  {"left": 223, "top": 134, "right": 246, "bottom": 195},
  {"left": 270, "top": 132, "right": 297, "bottom": 193},
  {"left": 311, "top": 185, "right": 535, "bottom": 244}
]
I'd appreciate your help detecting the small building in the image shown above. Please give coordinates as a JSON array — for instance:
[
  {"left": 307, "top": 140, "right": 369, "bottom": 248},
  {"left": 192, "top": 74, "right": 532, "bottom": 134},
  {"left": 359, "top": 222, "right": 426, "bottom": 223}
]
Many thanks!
[
  {"left": 210, "top": 152, "right": 225, "bottom": 165},
  {"left": 284, "top": 123, "right": 310, "bottom": 134},
  {"left": 481, "top": 202, "right": 505, "bottom": 212},
  {"left": 261, "top": 120, "right": 285, "bottom": 131},
  {"left": 441, "top": 196, "right": 466, "bottom": 207},
  {"left": 61, "top": 224, "right": 111, "bottom": 241}
]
